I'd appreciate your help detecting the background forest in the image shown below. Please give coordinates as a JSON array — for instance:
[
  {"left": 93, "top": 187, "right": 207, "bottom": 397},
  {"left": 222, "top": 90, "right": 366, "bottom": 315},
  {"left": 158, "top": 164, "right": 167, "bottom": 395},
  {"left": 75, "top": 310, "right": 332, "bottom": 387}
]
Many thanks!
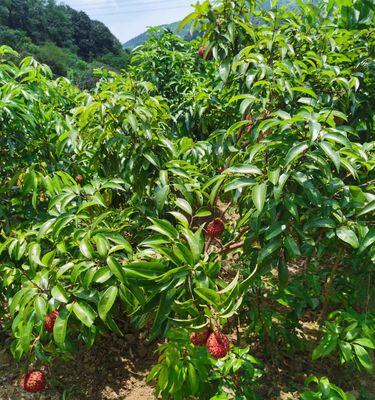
[{"left": 0, "top": 0, "right": 131, "bottom": 86}]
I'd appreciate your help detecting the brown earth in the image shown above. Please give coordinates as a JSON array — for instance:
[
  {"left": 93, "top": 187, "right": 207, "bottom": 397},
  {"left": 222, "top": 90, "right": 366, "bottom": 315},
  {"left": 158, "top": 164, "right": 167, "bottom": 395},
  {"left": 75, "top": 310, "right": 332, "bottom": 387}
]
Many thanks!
[
  {"left": 0, "top": 328, "right": 156, "bottom": 400},
  {"left": 1, "top": 322, "right": 374, "bottom": 400}
]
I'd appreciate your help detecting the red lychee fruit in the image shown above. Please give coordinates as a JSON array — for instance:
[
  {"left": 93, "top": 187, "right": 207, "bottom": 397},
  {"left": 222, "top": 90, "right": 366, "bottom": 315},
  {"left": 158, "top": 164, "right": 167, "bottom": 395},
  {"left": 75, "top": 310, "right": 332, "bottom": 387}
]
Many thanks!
[
  {"left": 198, "top": 45, "right": 207, "bottom": 58},
  {"left": 19, "top": 370, "right": 46, "bottom": 393},
  {"left": 198, "top": 45, "right": 211, "bottom": 60},
  {"left": 75, "top": 174, "right": 84, "bottom": 185},
  {"left": 206, "top": 331, "right": 230, "bottom": 359},
  {"left": 44, "top": 310, "right": 59, "bottom": 333},
  {"left": 206, "top": 218, "right": 225, "bottom": 238},
  {"left": 190, "top": 327, "right": 212, "bottom": 346},
  {"left": 334, "top": 116, "right": 345, "bottom": 126}
]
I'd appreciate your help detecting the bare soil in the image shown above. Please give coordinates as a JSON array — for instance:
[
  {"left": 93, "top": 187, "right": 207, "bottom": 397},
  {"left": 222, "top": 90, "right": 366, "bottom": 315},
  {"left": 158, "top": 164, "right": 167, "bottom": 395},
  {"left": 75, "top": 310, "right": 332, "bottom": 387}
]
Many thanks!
[
  {"left": 1, "top": 321, "right": 374, "bottom": 400},
  {"left": 0, "top": 327, "right": 156, "bottom": 400},
  {"left": 1, "top": 267, "right": 374, "bottom": 400}
]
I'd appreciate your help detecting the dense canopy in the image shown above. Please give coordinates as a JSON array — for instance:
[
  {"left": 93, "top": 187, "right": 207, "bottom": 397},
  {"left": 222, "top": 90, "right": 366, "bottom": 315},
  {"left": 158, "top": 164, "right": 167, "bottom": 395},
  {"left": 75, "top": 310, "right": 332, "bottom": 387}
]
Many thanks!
[{"left": 0, "top": 0, "right": 374, "bottom": 398}]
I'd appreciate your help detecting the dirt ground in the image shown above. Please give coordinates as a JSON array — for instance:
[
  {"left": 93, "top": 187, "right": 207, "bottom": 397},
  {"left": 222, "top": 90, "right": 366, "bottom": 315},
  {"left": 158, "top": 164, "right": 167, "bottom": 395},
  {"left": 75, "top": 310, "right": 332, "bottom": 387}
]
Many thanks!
[
  {"left": 1, "top": 322, "right": 374, "bottom": 400},
  {"left": 0, "top": 326, "right": 156, "bottom": 400}
]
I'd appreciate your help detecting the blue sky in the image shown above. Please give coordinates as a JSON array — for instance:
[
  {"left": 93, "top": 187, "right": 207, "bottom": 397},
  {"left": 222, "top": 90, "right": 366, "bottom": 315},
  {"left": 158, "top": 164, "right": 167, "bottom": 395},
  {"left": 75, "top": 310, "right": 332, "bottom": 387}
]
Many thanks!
[{"left": 61, "top": 0, "right": 195, "bottom": 43}]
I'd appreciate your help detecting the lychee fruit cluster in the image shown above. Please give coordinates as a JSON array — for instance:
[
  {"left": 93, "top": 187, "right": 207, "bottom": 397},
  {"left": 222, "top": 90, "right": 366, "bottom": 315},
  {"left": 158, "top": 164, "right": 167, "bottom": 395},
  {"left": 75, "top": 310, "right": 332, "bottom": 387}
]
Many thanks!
[
  {"left": 206, "top": 331, "right": 230, "bottom": 359},
  {"left": 44, "top": 310, "right": 59, "bottom": 333},
  {"left": 190, "top": 328, "right": 230, "bottom": 359},
  {"left": 206, "top": 218, "right": 225, "bottom": 238},
  {"left": 19, "top": 370, "right": 46, "bottom": 393}
]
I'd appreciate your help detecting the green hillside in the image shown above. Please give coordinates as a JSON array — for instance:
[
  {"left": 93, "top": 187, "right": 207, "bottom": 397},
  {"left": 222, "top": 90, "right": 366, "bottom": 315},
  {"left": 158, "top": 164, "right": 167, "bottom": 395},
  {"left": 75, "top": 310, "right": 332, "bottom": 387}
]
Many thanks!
[
  {"left": 0, "top": 0, "right": 131, "bottom": 86},
  {"left": 123, "top": 21, "right": 193, "bottom": 48}
]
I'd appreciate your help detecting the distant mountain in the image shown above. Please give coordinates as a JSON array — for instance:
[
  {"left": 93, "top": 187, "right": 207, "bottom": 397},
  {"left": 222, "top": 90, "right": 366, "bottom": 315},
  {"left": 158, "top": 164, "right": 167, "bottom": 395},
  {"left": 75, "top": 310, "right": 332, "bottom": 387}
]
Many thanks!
[
  {"left": 123, "top": 21, "right": 194, "bottom": 49},
  {"left": 0, "top": 0, "right": 131, "bottom": 84}
]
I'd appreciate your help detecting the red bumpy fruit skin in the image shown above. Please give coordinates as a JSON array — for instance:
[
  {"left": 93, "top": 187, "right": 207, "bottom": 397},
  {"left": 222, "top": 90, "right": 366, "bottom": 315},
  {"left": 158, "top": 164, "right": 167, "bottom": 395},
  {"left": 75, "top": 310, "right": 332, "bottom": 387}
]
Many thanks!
[
  {"left": 198, "top": 45, "right": 207, "bottom": 58},
  {"left": 190, "top": 327, "right": 212, "bottom": 346},
  {"left": 206, "top": 331, "right": 230, "bottom": 359},
  {"left": 198, "top": 45, "right": 212, "bottom": 60},
  {"left": 44, "top": 310, "right": 59, "bottom": 333},
  {"left": 206, "top": 218, "right": 225, "bottom": 238},
  {"left": 75, "top": 174, "right": 84, "bottom": 184},
  {"left": 19, "top": 370, "right": 46, "bottom": 393}
]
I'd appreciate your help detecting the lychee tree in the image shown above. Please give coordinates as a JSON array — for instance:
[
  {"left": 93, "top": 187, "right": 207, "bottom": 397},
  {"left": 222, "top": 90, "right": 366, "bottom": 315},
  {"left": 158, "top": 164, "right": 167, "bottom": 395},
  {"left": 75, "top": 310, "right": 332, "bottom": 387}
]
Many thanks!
[{"left": 0, "top": 0, "right": 374, "bottom": 398}]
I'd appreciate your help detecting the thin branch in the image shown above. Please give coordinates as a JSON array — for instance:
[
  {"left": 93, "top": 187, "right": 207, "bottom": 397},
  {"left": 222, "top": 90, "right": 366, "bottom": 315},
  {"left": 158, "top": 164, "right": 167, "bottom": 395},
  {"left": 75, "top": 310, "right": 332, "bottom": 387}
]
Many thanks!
[{"left": 319, "top": 249, "right": 343, "bottom": 324}]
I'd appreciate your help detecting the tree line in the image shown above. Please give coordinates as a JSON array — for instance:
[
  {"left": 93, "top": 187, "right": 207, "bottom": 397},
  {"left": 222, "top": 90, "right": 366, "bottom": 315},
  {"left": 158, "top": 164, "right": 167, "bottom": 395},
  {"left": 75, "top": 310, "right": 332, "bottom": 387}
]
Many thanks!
[{"left": 0, "top": 0, "right": 130, "bottom": 84}]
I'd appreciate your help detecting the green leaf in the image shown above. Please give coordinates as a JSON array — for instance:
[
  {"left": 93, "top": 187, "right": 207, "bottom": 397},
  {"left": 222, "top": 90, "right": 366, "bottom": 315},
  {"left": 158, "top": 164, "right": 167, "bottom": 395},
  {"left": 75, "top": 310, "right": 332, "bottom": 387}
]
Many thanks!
[
  {"left": 147, "top": 218, "right": 179, "bottom": 240},
  {"left": 278, "top": 258, "right": 288, "bottom": 289},
  {"left": 224, "top": 165, "right": 262, "bottom": 175},
  {"left": 268, "top": 168, "right": 280, "bottom": 185},
  {"left": 219, "top": 271, "right": 239, "bottom": 295},
  {"left": 128, "top": 113, "right": 137, "bottom": 131},
  {"left": 336, "top": 227, "right": 359, "bottom": 248},
  {"left": 79, "top": 238, "right": 94, "bottom": 259},
  {"left": 73, "top": 301, "right": 96, "bottom": 327},
  {"left": 265, "top": 223, "right": 286, "bottom": 241},
  {"left": 155, "top": 185, "right": 170, "bottom": 212},
  {"left": 312, "top": 334, "right": 338, "bottom": 360},
  {"left": 320, "top": 141, "right": 340, "bottom": 172},
  {"left": 195, "top": 208, "right": 212, "bottom": 218},
  {"left": 107, "top": 256, "right": 126, "bottom": 284},
  {"left": 209, "top": 176, "right": 225, "bottom": 206},
  {"left": 292, "top": 86, "right": 317, "bottom": 98},
  {"left": 53, "top": 307, "right": 70, "bottom": 348},
  {"left": 98, "top": 286, "right": 118, "bottom": 321},
  {"left": 285, "top": 142, "right": 308, "bottom": 166},
  {"left": 10, "top": 288, "right": 37, "bottom": 316},
  {"left": 175, "top": 198, "right": 192, "bottom": 215},
  {"left": 188, "top": 363, "right": 199, "bottom": 394},
  {"left": 257, "top": 240, "right": 281, "bottom": 264},
  {"left": 219, "top": 60, "right": 230, "bottom": 82},
  {"left": 304, "top": 218, "right": 336, "bottom": 231},
  {"left": 123, "top": 261, "right": 165, "bottom": 280},
  {"left": 224, "top": 177, "right": 255, "bottom": 192},
  {"left": 173, "top": 243, "right": 194, "bottom": 265},
  {"left": 182, "top": 226, "right": 204, "bottom": 263},
  {"left": 358, "top": 200, "right": 375, "bottom": 217},
  {"left": 338, "top": 341, "right": 353, "bottom": 363},
  {"left": 353, "top": 338, "right": 375, "bottom": 350},
  {"left": 284, "top": 236, "right": 301, "bottom": 259},
  {"left": 93, "top": 234, "right": 110, "bottom": 258},
  {"left": 194, "top": 287, "right": 221, "bottom": 306},
  {"left": 309, "top": 121, "right": 321, "bottom": 142},
  {"left": 168, "top": 211, "right": 189, "bottom": 227},
  {"left": 20, "top": 321, "right": 33, "bottom": 352},
  {"left": 28, "top": 243, "right": 44, "bottom": 266},
  {"left": 102, "top": 233, "right": 132, "bottom": 253},
  {"left": 51, "top": 284, "right": 69, "bottom": 303},
  {"left": 34, "top": 296, "right": 47, "bottom": 319},
  {"left": 38, "top": 218, "right": 56, "bottom": 240},
  {"left": 353, "top": 344, "right": 373, "bottom": 371},
  {"left": 252, "top": 183, "right": 267, "bottom": 213}
]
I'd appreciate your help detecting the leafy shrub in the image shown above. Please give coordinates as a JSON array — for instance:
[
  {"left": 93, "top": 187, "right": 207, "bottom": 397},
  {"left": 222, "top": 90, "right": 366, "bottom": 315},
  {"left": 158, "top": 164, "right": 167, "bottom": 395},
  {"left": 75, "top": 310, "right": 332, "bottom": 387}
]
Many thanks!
[{"left": 0, "top": 0, "right": 374, "bottom": 397}]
